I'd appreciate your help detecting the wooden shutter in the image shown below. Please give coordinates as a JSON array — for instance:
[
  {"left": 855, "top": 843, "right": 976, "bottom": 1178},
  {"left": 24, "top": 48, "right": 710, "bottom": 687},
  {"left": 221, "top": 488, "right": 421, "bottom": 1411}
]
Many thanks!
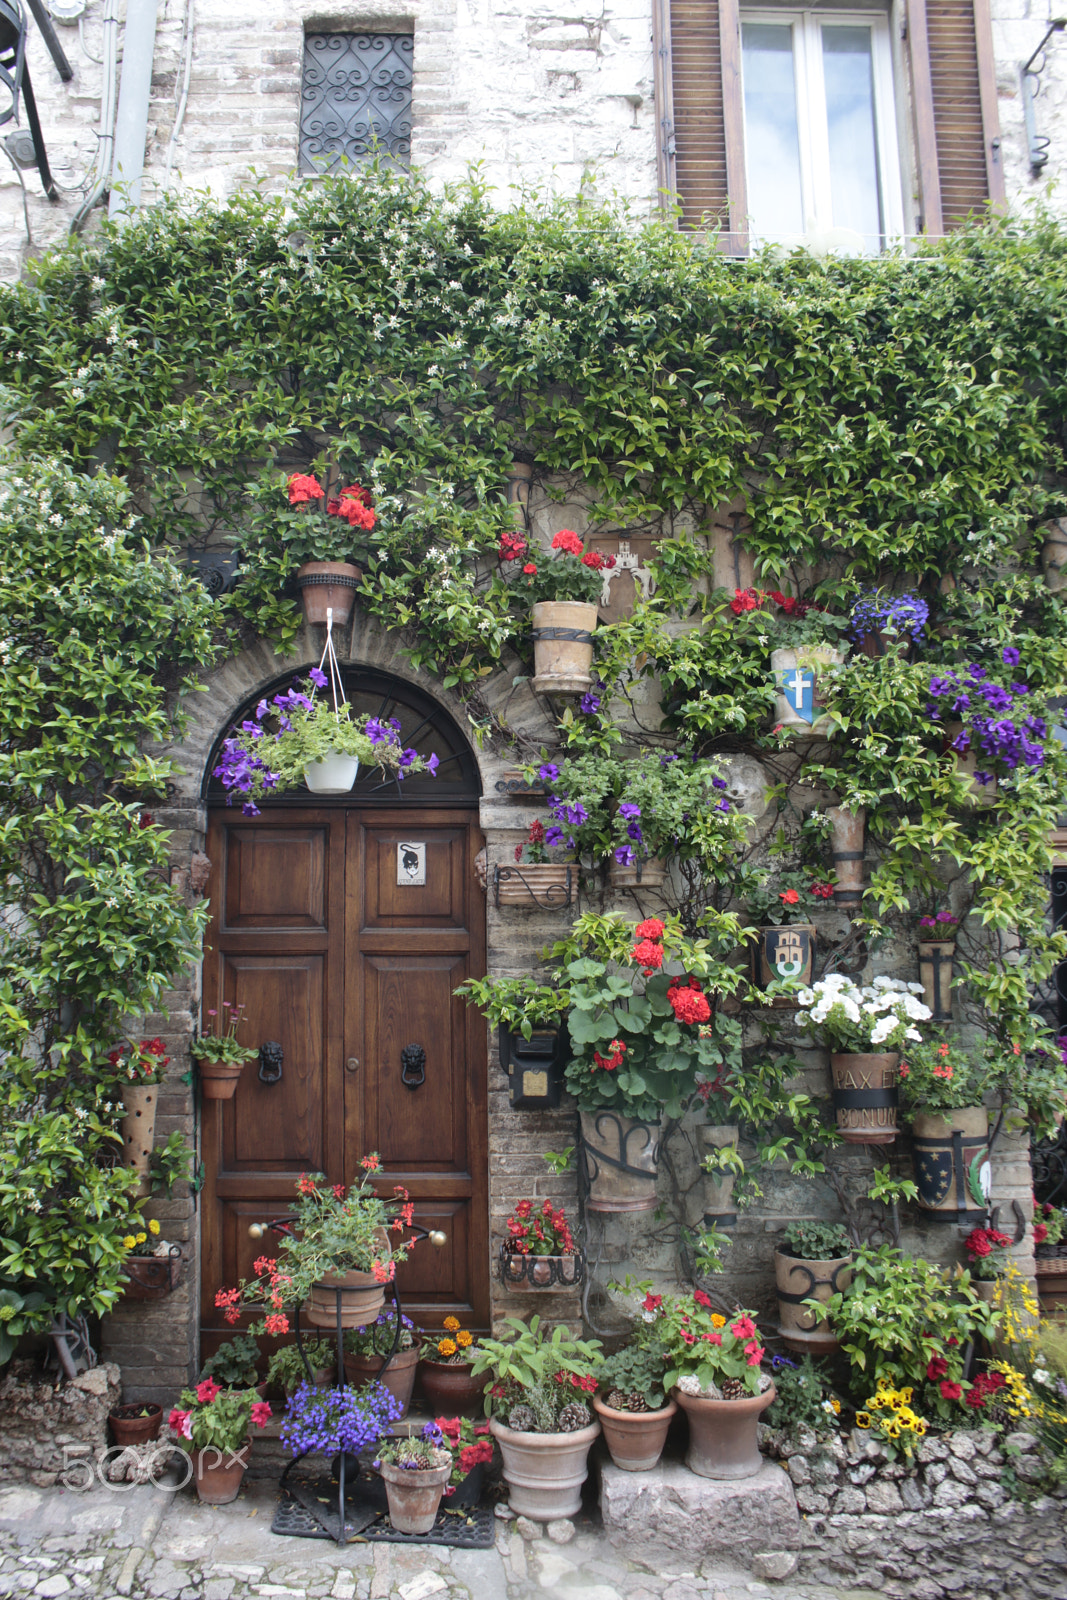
[
  {"left": 657, "top": 0, "right": 747, "bottom": 252},
  {"left": 907, "top": 0, "right": 1005, "bottom": 233}
]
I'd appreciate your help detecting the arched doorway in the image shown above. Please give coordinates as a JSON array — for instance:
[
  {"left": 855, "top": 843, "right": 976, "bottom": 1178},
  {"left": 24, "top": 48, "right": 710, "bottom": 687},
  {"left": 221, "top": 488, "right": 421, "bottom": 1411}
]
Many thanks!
[{"left": 199, "top": 666, "right": 488, "bottom": 1360}]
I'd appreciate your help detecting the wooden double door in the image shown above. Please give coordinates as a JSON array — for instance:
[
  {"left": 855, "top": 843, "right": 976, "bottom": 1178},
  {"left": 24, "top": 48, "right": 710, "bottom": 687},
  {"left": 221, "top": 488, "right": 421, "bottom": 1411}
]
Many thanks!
[{"left": 200, "top": 805, "right": 489, "bottom": 1354}]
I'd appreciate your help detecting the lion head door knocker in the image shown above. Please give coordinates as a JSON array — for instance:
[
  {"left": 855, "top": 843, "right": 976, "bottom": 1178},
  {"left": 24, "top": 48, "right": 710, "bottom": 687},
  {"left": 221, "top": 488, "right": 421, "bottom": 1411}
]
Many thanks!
[
  {"left": 258, "top": 1041, "right": 284, "bottom": 1085},
  {"left": 401, "top": 1043, "right": 426, "bottom": 1089}
]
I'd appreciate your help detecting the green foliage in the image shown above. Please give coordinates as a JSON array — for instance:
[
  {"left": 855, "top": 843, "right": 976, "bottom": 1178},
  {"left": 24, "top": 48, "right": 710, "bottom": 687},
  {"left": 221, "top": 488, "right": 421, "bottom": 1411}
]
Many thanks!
[
  {"left": 173, "top": 1384, "right": 263, "bottom": 1454},
  {"left": 765, "top": 1353, "right": 839, "bottom": 1438},
  {"left": 265, "top": 1339, "right": 335, "bottom": 1392},
  {"left": 598, "top": 1338, "right": 669, "bottom": 1412},
  {"left": 199, "top": 1335, "right": 261, "bottom": 1389},
  {"left": 777, "top": 1222, "right": 852, "bottom": 1261},
  {"left": 149, "top": 1131, "right": 196, "bottom": 1196},
  {"left": 468, "top": 1314, "right": 603, "bottom": 1416},
  {"left": 454, "top": 975, "right": 570, "bottom": 1036},
  {"left": 0, "top": 1286, "right": 49, "bottom": 1365},
  {"left": 897, "top": 1035, "right": 995, "bottom": 1116}
]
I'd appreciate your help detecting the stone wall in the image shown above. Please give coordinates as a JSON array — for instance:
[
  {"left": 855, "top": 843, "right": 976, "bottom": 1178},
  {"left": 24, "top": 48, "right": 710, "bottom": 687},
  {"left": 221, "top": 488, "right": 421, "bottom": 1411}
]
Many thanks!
[{"left": 0, "top": 1362, "right": 120, "bottom": 1486}]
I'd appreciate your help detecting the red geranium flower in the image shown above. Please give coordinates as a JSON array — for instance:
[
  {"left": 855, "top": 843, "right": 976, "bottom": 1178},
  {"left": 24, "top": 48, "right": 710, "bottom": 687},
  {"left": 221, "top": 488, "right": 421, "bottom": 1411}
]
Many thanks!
[
  {"left": 939, "top": 1380, "right": 963, "bottom": 1402},
  {"left": 551, "top": 528, "right": 584, "bottom": 556},
  {"left": 581, "top": 550, "right": 605, "bottom": 570},
  {"left": 522, "top": 562, "right": 537, "bottom": 575},
  {"left": 634, "top": 918, "right": 666, "bottom": 941},
  {"left": 779, "top": 889, "right": 800, "bottom": 905},
  {"left": 287, "top": 472, "right": 324, "bottom": 505},
  {"left": 926, "top": 1356, "right": 948, "bottom": 1381},
  {"left": 632, "top": 939, "right": 664, "bottom": 971},
  {"left": 693, "top": 1289, "right": 712, "bottom": 1309}
]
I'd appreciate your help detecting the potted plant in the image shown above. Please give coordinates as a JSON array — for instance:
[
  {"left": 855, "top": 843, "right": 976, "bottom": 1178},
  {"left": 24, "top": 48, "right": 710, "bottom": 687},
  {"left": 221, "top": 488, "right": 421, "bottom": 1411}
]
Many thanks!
[
  {"left": 591, "top": 1308, "right": 676, "bottom": 1472},
  {"left": 898, "top": 1034, "right": 992, "bottom": 1218},
  {"left": 742, "top": 872, "right": 833, "bottom": 997},
  {"left": 494, "top": 818, "right": 575, "bottom": 910},
  {"left": 1032, "top": 1200, "right": 1067, "bottom": 1313},
  {"left": 109, "top": 1037, "right": 169, "bottom": 1197},
  {"left": 343, "top": 1310, "right": 420, "bottom": 1414},
  {"left": 774, "top": 1221, "right": 853, "bottom": 1356},
  {"left": 169, "top": 1377, "right": 273, "bottom": 1504},
  {"left": 109, "top": 1402, "right": 163, "bottom": 1447},
  {"left": 455, "top": 971, "right": 571, "bottom": 1108},
  {"left": 266, "top": 1339, "right": 336, "bottom": 1398},
  {"left": 470, "top": 1314, "right": 603, "bottom": 1521},
  {"left": 796, "top": 974, "right": 931, "bottom": 1145},
  {"left": 374, "top": 1423, "right": 454, "bottom": 1534},
  {"left": 279, "top": 1379, "right": 402, "bottom": 1484},
  {"left": 726, "top": 589, "right": 849, "bottom": 736},
  {"left": 276, "top": 470, "right": 377, "bottom": 626},
  {"left": 419, "top": 1318, "right": 489, "bottom": 1417},
  {"left": 215, "top": 1157, "right": 414, "bottom": 1334},
  {"left": 199, "top": 1334, "right": 262, "bottom": 1393},
  {"left": 651, "top": 1290, "right": 775, "bottom": 1479},
  {"left": 917, "top": 910, "right": 958, "bottom": 1020},
  {"left": 119, "top": 1220, "right": 183, "bottom": 1299},
  {"left": 434, "top": 1414, "right": 495, "bottom": 1503},
  {"left": 498, "top": 1199, "right": 582, "bottom": 1291},
  {"left": 849, "top": 589, "right": 929, "bottom": 657},
  {"left": 962, "top": 1224, "right": 1014, "bottom": 1301},
  {"left": 191, "top": 1001, "right": 259, "bottom": 1100},
  {"left": 497, "top": 528, "right": 606, "bottom": 695},
  {"left": 927, "top": 653, "right": 1048, "bottom": 806}
]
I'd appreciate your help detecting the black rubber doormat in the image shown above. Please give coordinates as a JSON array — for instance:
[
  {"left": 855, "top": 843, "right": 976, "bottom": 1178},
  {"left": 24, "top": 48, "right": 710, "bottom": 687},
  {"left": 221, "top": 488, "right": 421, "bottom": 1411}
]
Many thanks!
[{"left": 272, "top": 1472, "right": 496, "bottom": 1547}]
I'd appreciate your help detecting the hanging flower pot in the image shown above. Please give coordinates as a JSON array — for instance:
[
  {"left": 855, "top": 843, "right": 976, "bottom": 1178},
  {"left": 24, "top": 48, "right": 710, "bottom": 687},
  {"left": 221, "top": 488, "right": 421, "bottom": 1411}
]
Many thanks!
[
  {"left": 770, "top": 647, "right": 843, "bottom": 737},
  {"left": 295, "top": 561, "right": 362, "bottom": 626},
  {"left": 579, "top": 1110, "right": 660, "bottom": 1212},
  {"left": 531, "top": 600, "right": 599, "bottom": 695},
  {"left": 498, "top": 1242, "right": 584, "bottom": 1292},
  {"left": 911, "top": 1106, "right": 990, "bottom": 1221},
  {"left": 493, "top": 861, "right": 573, "bottom": 910},
  {"left": 830, "top": 1053, "right": 899, "bottom": 1145},
  {"left": 1042, "top": 519, "right": 1067, "bottom": 594},
  {"left": 302, "top": 752, "right": 359, "bottom": 795},
  {"left": 918, "top": 940, "right": 955, "bottom": 1020},
  {"left": 944, "top": 722, "right": 998, "bottom": 806},
  {"left": 608, "top": 855, "right": 667, "bottom": 890},
  {"left": 120, "top": 1248, "right": 182, "bottom": 1301},
  {"left": 827, "top": 805, "right": 865, "bottom": 912},
  {"left": 700, "top": 1123, "right": 740, "bottom": 1227},
  {"left": 672, "top": 1385, "right": 776, "bottom": 1480}
]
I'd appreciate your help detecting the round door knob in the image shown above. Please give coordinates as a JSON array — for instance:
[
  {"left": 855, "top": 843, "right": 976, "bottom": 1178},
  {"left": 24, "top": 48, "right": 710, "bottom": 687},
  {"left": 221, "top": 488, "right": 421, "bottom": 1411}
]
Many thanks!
[
  {"left": 346, "top": 1056, "right": 360, "bottom": 1073},
  {"left": 248, "top": 1223, "right": 265, "bottom": 1239},
  {"left": 428, "top": 1230, "right": 447, "bottom": 1248}
]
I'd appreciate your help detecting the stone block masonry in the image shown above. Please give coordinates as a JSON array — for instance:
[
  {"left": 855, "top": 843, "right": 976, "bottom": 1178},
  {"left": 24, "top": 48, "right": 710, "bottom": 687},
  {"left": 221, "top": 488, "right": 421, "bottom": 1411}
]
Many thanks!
[{"left": 0, "top": 1362, "right": 120, "bottom": 1485}]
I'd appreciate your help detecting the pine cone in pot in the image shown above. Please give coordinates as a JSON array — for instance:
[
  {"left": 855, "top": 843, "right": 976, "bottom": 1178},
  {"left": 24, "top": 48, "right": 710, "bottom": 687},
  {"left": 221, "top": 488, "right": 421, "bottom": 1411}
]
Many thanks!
[
  {"left": 721, "top": 1377, "right": 747, "bottom": 1401},
  {"left": 557, "top": 1400, "right": 591, "bottom": 1431},
  {"left": 508, "top": 1403, "right": 537, "bottom": 1433}
]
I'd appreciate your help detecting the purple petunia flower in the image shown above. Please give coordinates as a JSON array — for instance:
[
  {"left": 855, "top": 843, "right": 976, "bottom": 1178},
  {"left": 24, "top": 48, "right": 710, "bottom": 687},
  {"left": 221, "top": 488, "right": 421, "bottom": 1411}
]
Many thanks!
[
  {"left": 1002, "top": 646, "right": 1020, "bottom": 667},
  {"left": 614, "top": 844, "right": 635, "bottom": 865},
  {"left": 618, "top": 802, "right": 641, "bottom": 820},
  {"left": 308, "top": 666, "right": 328, "bottom": 688},
  {"left": 539, "top": 763, "right": 560, "bottom": 783},
  {"left": 579, "top": 692, "right": 601, "bottom": 714}
]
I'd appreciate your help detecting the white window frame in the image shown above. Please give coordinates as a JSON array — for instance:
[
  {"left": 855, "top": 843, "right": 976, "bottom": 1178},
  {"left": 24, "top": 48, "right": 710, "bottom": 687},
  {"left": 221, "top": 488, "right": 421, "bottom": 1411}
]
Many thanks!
[{"left": 739, "top": 8, "right": 905, "bottom": 252}]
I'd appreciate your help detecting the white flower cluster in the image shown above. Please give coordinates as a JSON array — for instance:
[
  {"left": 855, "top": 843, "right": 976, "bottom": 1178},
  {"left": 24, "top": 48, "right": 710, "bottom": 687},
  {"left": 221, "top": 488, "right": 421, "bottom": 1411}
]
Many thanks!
[{"left": 796, "top": 972, "right": 930, "bottom": 1048}]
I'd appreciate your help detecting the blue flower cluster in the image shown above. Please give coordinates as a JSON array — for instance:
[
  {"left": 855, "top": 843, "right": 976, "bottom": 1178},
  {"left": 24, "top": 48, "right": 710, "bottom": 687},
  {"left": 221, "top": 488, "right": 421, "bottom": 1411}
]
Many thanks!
[
  {"left": 928, "top": 649, "right": 1046, "bottom": 783},
  {"left": 850, "top": 589, "right": 929, "bottom": 642},
  {"left": 279, "top": 1379, "right": 402, "bottom": 1458}
]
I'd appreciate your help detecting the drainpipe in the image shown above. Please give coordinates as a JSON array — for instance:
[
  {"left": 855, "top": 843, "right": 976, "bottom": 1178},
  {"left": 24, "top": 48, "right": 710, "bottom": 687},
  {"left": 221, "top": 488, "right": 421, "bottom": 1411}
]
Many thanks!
[{"left": 108, "top": 0, "right": 158, "bottom": 220}]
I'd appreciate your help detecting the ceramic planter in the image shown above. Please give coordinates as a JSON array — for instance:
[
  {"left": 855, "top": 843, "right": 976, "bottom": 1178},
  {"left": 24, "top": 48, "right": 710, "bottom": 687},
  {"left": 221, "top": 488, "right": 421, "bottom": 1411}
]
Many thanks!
[
  {"left": 827, "top": 805, "right": 865, "bottom": 912},
  {"left": 944, "top": 722, "right": 997, "bottom": 806},
  {"left": 120, "top": 1251, "right": 182, "bottom": 1301},
  {"left": 1042, "top": 519, "right": 1067, "bottom": 594},
  {"left": 418, "top": 1359, "right": 490, "bottom": 1418},
  {"left": 109, "top": 1403, "right": 163, "bottom": 1447},
  {"left": 752, "top": 923, "right": 815, "bottom": 998},
  {"left": 531, "top": 600, "right": 598, "bottom": 695},
  {"left": 911, "top": 1106, "right": 990, "bottom": 1221},
  {"left": 608, "top": 855, "right": 667, "bottom": 890},
  {"left": 303, "top": 752, "right": 359, "bottom": 795},
  {"left": 295, "top": 561, "right": 362, "bottom": 626},
  {"left": 700, "top": 1123, "right": 740, "bottom": 1227},
  {"left": 342, "top": 1346, "right": 419, "bottom": 1414},
  {"left": 380, "top": 1459, "right": 452, "bottom": 1534},
  {"left": 119, "top": 1083, "right": 158, "bottom": 1198},
  {"left": 591, "top": 1394, "right": 676, "bottom": 1472},
  {"left": 918, "top": 940, "right": 955, "bottom": 1020},
  {"left": 193, "top": 1439, "right": 251, "bottom": 1504},
  {"left": 493, "top": 861, "right": 573, "bottom": 910},
  {"left": 579, "top": 1110, "right": 660, "bottom": 1213},
  {"left": 673, "top": 1384, "right": 775, "bottom": 1479},
  {"left": 770, "top": 647, "right": 843, "bottom": 737},
  {"left": 197, "top": 1056, "right": 248, "bottom": 1100},
  {"left": 774, "top": 1249, "right": 852, "bottom": 1356},
  {"left": 489, "top": 1416, "right": 600, "bottom": 1519},
  {"left": 830, "top": 1052, "right": 899, "bottom": 1145},
  {"left": 305, "top": 1267, "right": 387, "bottom": 1330}
]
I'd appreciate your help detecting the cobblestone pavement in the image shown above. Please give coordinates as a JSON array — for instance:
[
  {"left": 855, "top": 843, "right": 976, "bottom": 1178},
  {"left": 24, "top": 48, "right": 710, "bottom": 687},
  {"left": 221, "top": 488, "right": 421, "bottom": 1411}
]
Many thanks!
[{"left": 0, "top": 1475, "right": 896, "bottom": 1600}]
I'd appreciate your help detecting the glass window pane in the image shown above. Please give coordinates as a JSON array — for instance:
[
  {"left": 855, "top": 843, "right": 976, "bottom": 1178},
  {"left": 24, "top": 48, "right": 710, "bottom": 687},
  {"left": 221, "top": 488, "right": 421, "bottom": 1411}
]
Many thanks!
[
  {"left": 741, "top": 22, "right": 804, "bottom": 241},
  {"left": 821, "top": 25, "right": 883, "bottom": 250}
]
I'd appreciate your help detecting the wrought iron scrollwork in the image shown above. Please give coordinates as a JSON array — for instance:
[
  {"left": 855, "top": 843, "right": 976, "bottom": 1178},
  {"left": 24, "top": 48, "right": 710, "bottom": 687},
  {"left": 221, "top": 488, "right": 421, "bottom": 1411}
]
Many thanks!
[
  {"left": 497, "top": 1242, "right": 585, "bottom": 1289},
  {"left": 299, "top": 34, "right": 413, "bottom": 176},
  {"left": 492, "top": 863, "right": 573, "bottom": 909}
]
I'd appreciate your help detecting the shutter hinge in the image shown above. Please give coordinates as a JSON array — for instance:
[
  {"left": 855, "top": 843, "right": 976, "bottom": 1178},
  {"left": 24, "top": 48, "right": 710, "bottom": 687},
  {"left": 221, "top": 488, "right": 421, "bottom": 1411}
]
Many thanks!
[{"left": 666, "top": 135, "right": 677, "bottom": 156}]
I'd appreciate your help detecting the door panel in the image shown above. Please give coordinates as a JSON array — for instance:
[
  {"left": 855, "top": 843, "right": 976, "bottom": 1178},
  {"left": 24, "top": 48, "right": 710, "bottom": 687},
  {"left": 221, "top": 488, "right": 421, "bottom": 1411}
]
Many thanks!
[
  {"left": 361, "top": 955, "right": 467, "bottom": 1167},
  {"left": 223, "top": 827, "right": 328, "bottom": 929},
  {"left": 222, "top": 954, "right": 325, "bottom": 1169},
  {"left": 362, "top": 825, "right": 468, "bottom": 928}
]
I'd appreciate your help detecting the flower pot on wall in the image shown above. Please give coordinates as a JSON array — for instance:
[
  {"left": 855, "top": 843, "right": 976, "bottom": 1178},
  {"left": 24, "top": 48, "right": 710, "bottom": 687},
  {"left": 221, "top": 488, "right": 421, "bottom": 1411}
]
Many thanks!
[
  {"left": 672, "top": 1385, "right": 775, "bottom": 1480},
  {"left": 120, "top": 1083, "right": 158, "bottom": 1198},
  {"left": 830, "top": 1053, "right": 899, "bottom": 1145},
  {"left": 770, "top": 647, "right": 842, "bottom": 737},
  {"left": 303, "top": 752, "right": 359, "bottom": 795},
  {"left": 295, "top": 561, "right": 361, "bottom": 626},
  {"left": 418, "top": 1360, "right": 490, "bottom": 1418},
  {"left": 380, "top": 1459, "right": 452, "bottom": 1534},
  {"left": 1042, "top": 520, "right": 1067, "bottom": 594},
  {"left": 342, "top": 1347, "right": 419, "bottom": 1414},
  {"left": 608, "top": 855, "right": 667, "bottom": 890},
  {"left": 120, "top": 1250, "right": 182, "bottom": 1301},
  {"left": 489, "top": 1416, "right": 600, "bottom": 1519},
  {"left": 498, "top": 1242, "right": 584, "bottom": 1291},
  {"left": 591, "top": 1394, "right": 676, "bottom": 1471},
  {"left": 918, "top": 940, "right": 955, "bottom": 1020},
  {"left": 493, "top": 862, "right": 573, "bottom": 910},
  {"left": 531, "top": 600, "right": 598, "bottom": 695},
  {"left": 827, "top": 805, "right": 865, "bottom": 912},
  {"left": 911, "top": 1106, "right": 990, "bottom": 1222},
  {"left": 774, "top": 1249, "right": 852, "bottom": 1356},
  {"left": 752, "top": 924, "right": 815, "bottom": 997},
  {"left": 944, "top": 723, "right": 997, "bottom": 806},
  {"left": 700, "top": 1123, "right": 740, "bottom": 1227},
  {"left": 197, "top": 1057, "right": 248, "bottom": 1100},
  {"left": 579, "top": 1110, "right": 660, "bottom": 1212}
]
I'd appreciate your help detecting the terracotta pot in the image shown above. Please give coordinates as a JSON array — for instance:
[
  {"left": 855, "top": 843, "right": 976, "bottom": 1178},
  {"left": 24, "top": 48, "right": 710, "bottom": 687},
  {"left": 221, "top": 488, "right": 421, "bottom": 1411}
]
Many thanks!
[
  {"left": 531, "top": 600, "right": 598, "bottom": 695},
  {"left": 119, "top": 1084, "right": 158, "bottom": 1198},
  {"left": 295, "top": 561, "right": 362, "bottom": 626},
  {"left": 608, "top": 855, "right": 667, "bottom": 890},
  {"left": 109, "top": 1402, "right": 163, "bottom": 1447},
  {"left": 770, "top": 647, "right": 842, "bottom": 737},
  {"left": 1042, "top": 519, "right": 1067, "bottom": 594},
  {"left": 419, "top": 1360, "right": 490, "bottom": 1419},
  {"left": 342, "top": 1346, "right": 419, "bottom": 1414},
  {"left": 591, "top": 1394, "right": 676, "bottom": 1472},
  {"left": 827, "top": 805, "right": 865, "bottom": 912},
  {"left": 193, "top": 1438, "right": 251, "bottom": 1504},
  {"left": 911, "top": 1106, "right": 990, "bottom": 1219},
  {"left": 774, "top": 1249, "right": 852, "bottom": 1356},
  {"left": 489, "top": 1416, "right": 600, "bottom": 1519},
  {"left": 120, "top": 1252, "right": 182, "bottom": 1301},
  {"left": 918, "top": 940, "right": 955, "bottom": 1021},
  {"left": 579, "top": 1110, "right": 660, "bottom": 1213},
  {"left": 752, "top": 923, "right": 815, "bottom": 998},
  {"left": 944, "top": 722, "right": 997, "bottom": 806},
  {"left": 830, "top": 1053, "right": 899, "bottom": 1145},
  {"left": 305, "top": 1268, "right": 387, "bottom": 1330},
  {"left": 197, "top": 1056, "right": 248, "bottom": 1100},
  {"left": 672, "top": 1384, "right": 775, "bottom": 1480},
  {"left": 303, "top": 752, "right": 359, "bottom": 795},
  {"left": 493, "top": 862, "right": 574, "bottom": 910},
  {"left": 700, "top": 1124, "right": 739, "bottom": 1227},
  {"left": 379, "top": 1459, "right": 452, "bottom": 1534},
  {"left": 497, "top": 768, "right": 547, "bottom": 797},
  {"left": 498, "top": 1248, "right": 583, "bottom": 1291}
]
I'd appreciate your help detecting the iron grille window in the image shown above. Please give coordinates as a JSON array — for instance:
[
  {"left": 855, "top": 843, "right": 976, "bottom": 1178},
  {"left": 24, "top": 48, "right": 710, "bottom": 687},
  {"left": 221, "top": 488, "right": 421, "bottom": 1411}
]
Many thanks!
[{"left": 299, "top": 34, "right": 413, "bottom": 176}]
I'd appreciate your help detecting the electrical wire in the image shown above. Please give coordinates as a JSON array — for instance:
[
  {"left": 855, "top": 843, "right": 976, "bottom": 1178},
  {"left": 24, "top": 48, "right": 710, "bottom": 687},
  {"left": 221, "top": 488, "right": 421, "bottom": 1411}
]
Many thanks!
[
  {"left": 69, "top": 0, "right": 117, "bottom": 233},
  {"left": 163, "top": 0, "right": 193, "bottom": 188}
]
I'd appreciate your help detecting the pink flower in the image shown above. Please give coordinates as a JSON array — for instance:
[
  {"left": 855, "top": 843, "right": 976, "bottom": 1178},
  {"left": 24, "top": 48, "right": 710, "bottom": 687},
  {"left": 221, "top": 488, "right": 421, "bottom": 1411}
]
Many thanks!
[
  {"left": 196, "top": 1378, "right": 220, "bottom": 1403},
  {"left": 250, "top": 1401, "right": 272, "bottom": 1429},
  {"left": 168, "top": 1407, "right": 192, "bottom": 1437}
]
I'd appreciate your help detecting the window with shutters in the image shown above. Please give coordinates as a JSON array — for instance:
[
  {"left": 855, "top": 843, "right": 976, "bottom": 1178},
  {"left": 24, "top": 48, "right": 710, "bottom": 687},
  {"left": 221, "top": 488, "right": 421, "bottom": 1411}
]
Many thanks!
[
  {"left": 299, "top": 34, "right": 413, "bottom": 177},
  {"left": 655, "top": 0, "right": 1005, "bottom": 251}
]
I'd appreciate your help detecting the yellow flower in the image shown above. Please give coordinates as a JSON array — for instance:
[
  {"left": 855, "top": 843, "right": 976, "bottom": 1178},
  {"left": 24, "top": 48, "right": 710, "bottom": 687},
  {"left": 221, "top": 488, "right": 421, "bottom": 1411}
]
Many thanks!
[
  {"left": 437, "top": 1338, "right": 457, "bottom": 1357},
  {"left": 855, "top": 1412, "right": 871, "bottom": 1429},
  {"left": 899, "top": 1387, "right": 913, "bottom": 1403},
  {"left": 443, "top": 1316, "right": 460, "bottom": 1332},
  {"left": 830, "top": 1398, "right": 841, "bottom": 1414},
  {"left": 711, "top": 1314, "right": 726, "bottom": 1329},
  {"left": 135, "top": 1232, "right": 147, "bottom": 1245},
  {"left": 912, "top": 1419, "right": 928, "bottom": 1435},
  {"left": 122, "top": 1235, "right": 136, "bottom": 1250},
  {"left": 885, "top": 1421, "right": 902, "bottom": 1439},
  {"left": 456, "top": 1330, "right": 473, "bottom": 1348},
  {"left": 148, "top": 1219, "right": 161, "bottom": 1235}
]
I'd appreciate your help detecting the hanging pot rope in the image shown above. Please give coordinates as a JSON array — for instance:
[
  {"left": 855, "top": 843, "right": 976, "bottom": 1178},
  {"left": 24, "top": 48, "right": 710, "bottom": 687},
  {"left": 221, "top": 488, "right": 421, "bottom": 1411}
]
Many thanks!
[{"left": 315, "top": 607, "right": 347, "bottom": 718}]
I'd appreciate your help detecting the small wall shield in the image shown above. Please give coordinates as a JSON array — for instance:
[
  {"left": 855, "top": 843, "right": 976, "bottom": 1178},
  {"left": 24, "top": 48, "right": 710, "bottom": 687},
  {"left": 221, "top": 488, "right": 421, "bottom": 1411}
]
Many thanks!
[
  {"left": 756, "top": 924, "right": 815, "bottom": 992},
  {"left": 778, "top": 665, "right": 816, "bottom": 723}
]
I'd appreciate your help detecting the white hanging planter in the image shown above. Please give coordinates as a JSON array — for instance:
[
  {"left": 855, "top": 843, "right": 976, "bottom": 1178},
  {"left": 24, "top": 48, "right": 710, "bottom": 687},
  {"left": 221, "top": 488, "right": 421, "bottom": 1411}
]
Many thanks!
[{"left": 303, "top": 752, "right": 359, "bottom": 794}]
